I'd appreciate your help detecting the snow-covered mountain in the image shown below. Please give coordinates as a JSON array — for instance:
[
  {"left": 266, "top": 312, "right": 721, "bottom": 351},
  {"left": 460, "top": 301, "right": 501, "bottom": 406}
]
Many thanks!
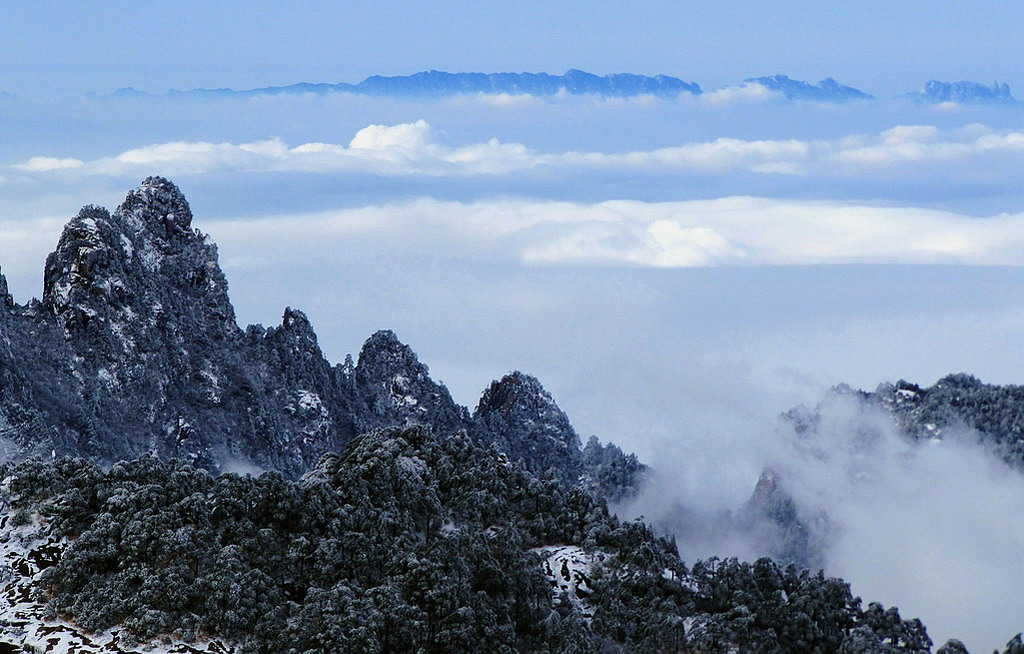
[
  {"left": 0, "top": 177, "right": 640, "bottom": 496},
  {"left": 1, "top": 178, "right": 1020, "bottom": 652}
]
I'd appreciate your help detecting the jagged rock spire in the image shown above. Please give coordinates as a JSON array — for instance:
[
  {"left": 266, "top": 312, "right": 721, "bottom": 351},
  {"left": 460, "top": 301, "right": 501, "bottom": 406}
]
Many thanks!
[
  {"left": 0, "top": 266, "right": 11, "bottom": 310},
  {"left": 476, "top": 370, "right": 571, "bottom": 424},
  {"left": 41, "top": 204, "right": 120, "bottom": 318}
]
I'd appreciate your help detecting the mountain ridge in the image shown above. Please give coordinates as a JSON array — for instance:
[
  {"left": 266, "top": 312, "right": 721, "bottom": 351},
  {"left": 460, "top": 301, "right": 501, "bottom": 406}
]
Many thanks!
[
  {"left": 0, "top": 177, "right": 641, "bottom": 498},
  {"left": 24, "top": 71, "right": 1022, "bottom": 106},
  {"left": 154, "top": 69, "right": 703, "bottom": 99},
  {"left": 743, "top": 74, "right": 873, "bottom": 101},
  {"left": 0, "top": 179, "right": 1017, "bottom": 652},
  {"left": 97, "top": 70, "right": 879, "bottom": 102}
]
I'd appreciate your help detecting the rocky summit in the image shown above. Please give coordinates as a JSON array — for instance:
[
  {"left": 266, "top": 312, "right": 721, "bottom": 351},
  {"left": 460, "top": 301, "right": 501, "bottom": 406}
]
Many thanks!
[
  {"left": 910, "top": 80, "right": 1017, "bottom": 105},
  {"left": 0, "top": 177, "right": 641, "bottom": 495}
]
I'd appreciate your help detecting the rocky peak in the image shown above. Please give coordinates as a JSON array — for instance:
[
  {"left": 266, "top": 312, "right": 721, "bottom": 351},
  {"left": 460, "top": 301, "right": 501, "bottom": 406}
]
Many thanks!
[
  {"left": 744, "top": 74, "right": 872, "bottom": 101},
  {"left": 473, "top": 371, "right": 582, "bottom": 484},
  {"left": 357, "top": 330, "right": 420, "bottom": 371},
  {"left": 354, "top": 330, "right": 468, "bottom": 431},
  {"left": 268, "top": 307, "right": 321, "bottom": 358},
  {"left": 741, "top": 467, "right": 824, "bottom": 569},
  {"left": 41, "top": 204, "right": 130, "bottom": 321},
  {"left": 476, "top": 371, "right": 567, "bottom": 422},
  {"left": 40, "top": 179, "right": 236, "bottom": 343},
  {"left": 747, "top": 468, "right": 780, "bottom": 508},
  {"left": 914, "top": 80, "right": 1017, "bottom": 105},
  {"left": 117, "top": 176, "right": 194, "bottom": 239}
]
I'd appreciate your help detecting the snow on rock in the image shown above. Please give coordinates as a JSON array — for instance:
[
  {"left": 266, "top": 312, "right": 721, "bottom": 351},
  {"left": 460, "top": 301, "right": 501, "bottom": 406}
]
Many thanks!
[
  {"left": 295, "top": 390, "right": 325, "bottom": 415},
  {"left": 532, "top": 545, "right": 606, "bottom": 620},
  {"left": 895, "top": 388, "right": 919, "bottom": 401}
]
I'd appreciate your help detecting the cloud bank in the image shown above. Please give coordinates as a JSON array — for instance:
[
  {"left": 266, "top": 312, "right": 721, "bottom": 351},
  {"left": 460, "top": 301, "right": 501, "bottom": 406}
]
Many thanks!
[
  {"left": 6, "top": 196, "right": 1024, "bottom": 306},
  {"left": 203, "top": 197, "right": 1024, "bottom": 268},
  {"left": 10, "top": 120, "right": 1024, "bottom": 183}
]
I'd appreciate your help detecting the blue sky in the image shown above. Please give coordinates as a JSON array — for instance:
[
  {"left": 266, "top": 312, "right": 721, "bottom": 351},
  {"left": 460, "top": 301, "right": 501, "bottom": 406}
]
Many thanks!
[
  {"left": 4, "top": 4, "right": 1024, "bottom": 649},
  {"left": 4, "top": 1, "right": 1024, "bottom": 97}
]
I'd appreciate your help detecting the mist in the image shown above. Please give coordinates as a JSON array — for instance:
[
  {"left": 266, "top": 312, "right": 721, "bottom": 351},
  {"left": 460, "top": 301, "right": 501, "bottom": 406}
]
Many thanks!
[
  {"left": 617, "top": 382, "right": 1024, "bottom": 653},
  {"left": 778, "top": 395, "right": 1024, "bottom": 652}
]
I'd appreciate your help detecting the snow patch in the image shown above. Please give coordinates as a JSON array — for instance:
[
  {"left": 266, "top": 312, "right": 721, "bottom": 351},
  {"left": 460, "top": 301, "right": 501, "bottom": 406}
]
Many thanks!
[
  {"left": 78, "top": 217, "right": 98, "bottom": 234},
  {"left": 96, "top": 367, "right": 118, "bottom": 389},
  {"left": 389, "top": 375, "right": 420, "bottom": 408},
  {"left": 532, "top": 545, "right": 605, "bottom": 620},
  {"left": 397, "top": 455, "right": 427, "bottom": 480},
  {"left": 296, "top": 390, "right": 321, "bottom": 412},
  {"left": 199, "top": 368, "right": 222, "bottom": 404},
  {"left": 285, "top": 390, "right": 328, "bottom": 419},
  {"left": 119, "top": 233, "right": 134, "bottom": 259}
]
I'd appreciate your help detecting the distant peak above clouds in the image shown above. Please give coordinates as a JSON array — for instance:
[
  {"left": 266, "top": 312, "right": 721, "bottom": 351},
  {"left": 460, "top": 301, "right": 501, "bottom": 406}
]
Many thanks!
[
  {"left": 909, "top": 80, "right": 1018, "bottom": 106},
  {"left": 741, "top": 74, "right": 873, "bottom": 101}
]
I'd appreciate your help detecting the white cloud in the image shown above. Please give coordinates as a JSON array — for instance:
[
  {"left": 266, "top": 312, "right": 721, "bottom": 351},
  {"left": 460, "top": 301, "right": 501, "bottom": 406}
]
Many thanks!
[
  {"left": 15, "top": 156, "right": 84, "bottom": 172},
  {"left": 11, "top": 121, "right": 1024, "bottom": 183},
  {"left": 348, "top": 119, "right": 437, "bottom": 150},
  {"left": 6, "top": 192, "right": 1024, "bottom": 290},
  {"left": 830, "top": 124, "right": 1024, "bottom": 169},
  {"left": 445, "top": 92, "right": 547, "bottom": 108},
  {"left": 699, "top": 82, "right": 779, "bottom": 106},
  {"left": 196, "top": 196, "right": 1024, "bottom": 270},
  {"left": 95, "top": 139, "right": 288, "bottom": 175}
]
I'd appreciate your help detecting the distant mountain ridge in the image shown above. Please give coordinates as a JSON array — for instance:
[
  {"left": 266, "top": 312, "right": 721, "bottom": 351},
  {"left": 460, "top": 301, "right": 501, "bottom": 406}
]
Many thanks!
[
  {"left": 158, "top": 69, "right": 702, "bottom": 99},
  {"left": 103, "top": 70, "right": 876, "bottom": 102},
  {"left": 69, "top": 72, "right": 1024, "bottom": 106}
]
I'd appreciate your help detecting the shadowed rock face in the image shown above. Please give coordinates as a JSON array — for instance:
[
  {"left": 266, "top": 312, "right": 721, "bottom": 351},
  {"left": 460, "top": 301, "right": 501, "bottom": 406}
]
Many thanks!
[{"left": 0, "top": 178, "right": 642, "bottom": 497}]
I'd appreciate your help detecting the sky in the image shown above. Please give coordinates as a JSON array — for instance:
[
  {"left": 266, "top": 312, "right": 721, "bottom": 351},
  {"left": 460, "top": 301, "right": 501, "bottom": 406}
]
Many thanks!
[
  {"left": 3, "top": 1, "right": 1024, "bottom": 97},
  {"left": 4, "top": 3, "right": 1024, "bottom": 650}
]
